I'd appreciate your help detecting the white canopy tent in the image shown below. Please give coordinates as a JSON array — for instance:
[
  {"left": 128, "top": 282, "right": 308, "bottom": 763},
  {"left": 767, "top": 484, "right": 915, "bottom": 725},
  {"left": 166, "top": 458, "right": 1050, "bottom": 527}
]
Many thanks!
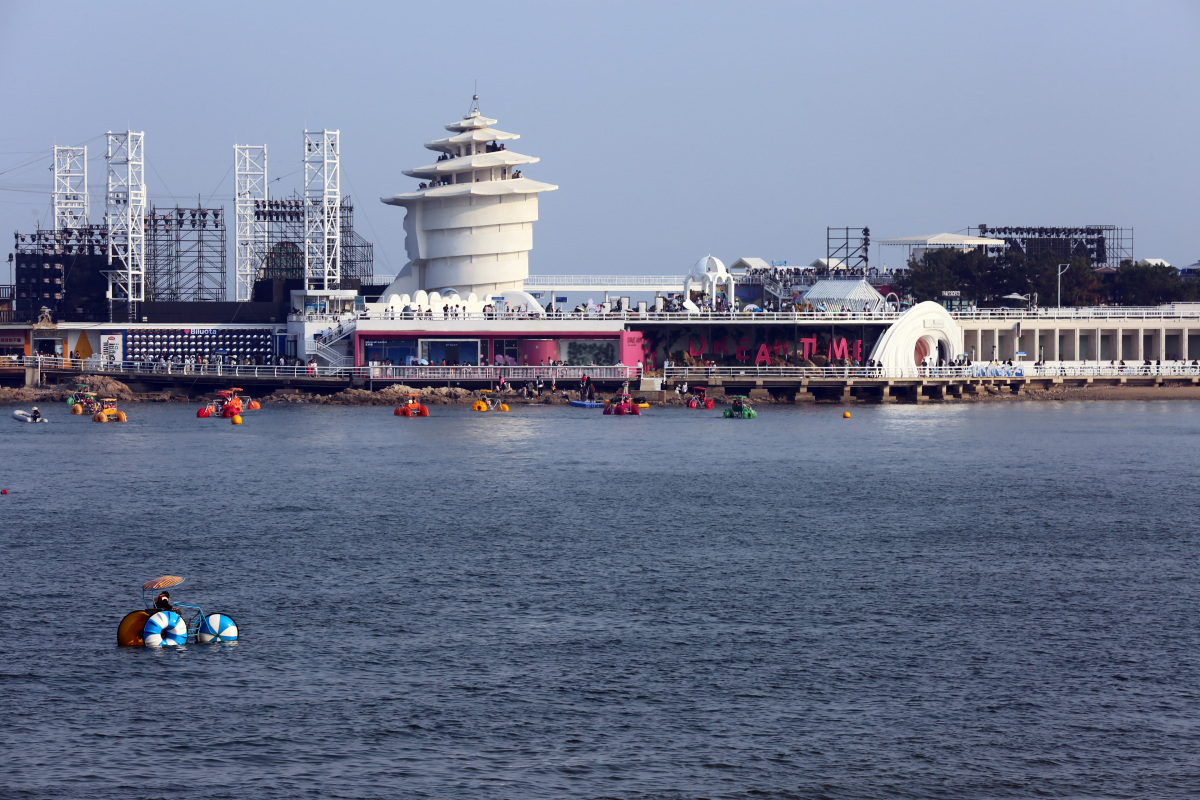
[
  {"left": 878, "top": 233, "right": 1008, "bottom": 248},
  {"left": 802, "top": 279, "right": 887, "bottom": 312}
]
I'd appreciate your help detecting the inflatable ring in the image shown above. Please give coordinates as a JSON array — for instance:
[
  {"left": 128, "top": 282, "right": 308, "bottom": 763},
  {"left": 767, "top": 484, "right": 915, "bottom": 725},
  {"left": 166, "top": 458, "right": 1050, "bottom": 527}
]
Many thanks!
[
  {"left": 198, "top": 613, "right": 238, "bottom": 643},
  {"left": 143, "top": 610, "right": 187, "bottom": 647},
  {"left": 117, "top": 610, "right": 151, "bottom": 646}
]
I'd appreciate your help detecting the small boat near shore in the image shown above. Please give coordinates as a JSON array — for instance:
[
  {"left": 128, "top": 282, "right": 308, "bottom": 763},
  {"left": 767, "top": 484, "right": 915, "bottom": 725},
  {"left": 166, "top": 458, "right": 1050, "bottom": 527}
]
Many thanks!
[
  {"left": 12, "top": 409, "right": 48, "bottom": 423},
  {"left": 569, "top": 400, "right": 604, "bottom": 408}
]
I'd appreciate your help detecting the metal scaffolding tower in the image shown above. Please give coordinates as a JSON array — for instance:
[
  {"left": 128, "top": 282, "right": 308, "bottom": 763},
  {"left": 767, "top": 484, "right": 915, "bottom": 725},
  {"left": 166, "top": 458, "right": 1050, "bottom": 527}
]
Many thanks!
[
  {"left": 234, "top": 145, "right": 268, "bottom": 301},
  {"left": 52, "top": 146, "right": 88, "bottom": 230},
  {"left": 145, "top": 206, "right": 227, "bottom": 301},
  {"left": 303, "top": 129, "right": 340, "bottom": 291},
  {"left": 105, "top": 131, "right": 146, "bottom": 319},
  {"left": 338, "top": 196, "right": 374, "bottom": 286}
]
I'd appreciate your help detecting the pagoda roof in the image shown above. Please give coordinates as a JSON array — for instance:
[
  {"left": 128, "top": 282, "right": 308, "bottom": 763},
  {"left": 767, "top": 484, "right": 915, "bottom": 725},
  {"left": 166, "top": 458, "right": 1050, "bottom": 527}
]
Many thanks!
[
  {"left": 445, "top": 110, "right": 497, "bottom": 132},
  {"left": 403, "top": 150, "right": 539, "bottom": 179},
  {"left": 382, "top": 176, "right": 558, "bottom": 205},
  {"left": 426, "top": 128, "right": 520, "bottom": 149}
]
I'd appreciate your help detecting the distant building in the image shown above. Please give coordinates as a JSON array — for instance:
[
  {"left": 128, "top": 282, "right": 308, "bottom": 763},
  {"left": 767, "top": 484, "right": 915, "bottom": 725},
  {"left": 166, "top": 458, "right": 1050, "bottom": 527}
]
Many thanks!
[{"left": 380, "top": 99, "right": 557, "bottom": 298}]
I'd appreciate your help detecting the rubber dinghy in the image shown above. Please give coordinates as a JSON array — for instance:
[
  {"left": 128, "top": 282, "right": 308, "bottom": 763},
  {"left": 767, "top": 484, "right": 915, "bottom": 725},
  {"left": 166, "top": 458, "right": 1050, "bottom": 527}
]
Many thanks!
[
  {"left": 569, "top": 400, "right": 604, "bottom": 408},
  {"left": 12, "top": 410, "right": 48, "bottom": 423}
]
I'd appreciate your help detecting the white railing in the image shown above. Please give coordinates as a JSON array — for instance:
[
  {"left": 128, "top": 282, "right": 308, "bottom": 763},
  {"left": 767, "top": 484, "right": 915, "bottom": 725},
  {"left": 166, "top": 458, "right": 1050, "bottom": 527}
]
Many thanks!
[
  {"left": 351, "top": 365, "right": 639, "bottom": 381},
  {"left": 305, "top": 306, "right": 1200, "bottom": 324},
  {"left": 950, "top": 306, "right": 1200, "bottom": 320},
  {"left": 663, "top": 364, "right": 1200, "bottom": 380},
  {"left": 524, "top": 275, "right": 685, "bottom": 287},
  {"left": 664, "top": 365, "right": 983, "bottom": 380},
  {"left": 0, "top": 355, "right": 639, "bottom": 383}
]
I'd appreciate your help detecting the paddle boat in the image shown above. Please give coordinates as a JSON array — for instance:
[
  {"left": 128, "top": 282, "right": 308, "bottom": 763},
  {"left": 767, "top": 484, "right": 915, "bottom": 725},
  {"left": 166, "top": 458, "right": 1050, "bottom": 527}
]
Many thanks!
[
  {"left": 92, "top": 398, "right": 127, "bottom": 423},
  {"left": 687, "top": 386, "right": 714, "bottom": 410},
  {"left": 117, "top": 575, "right": 238, "bottom": 647},
  {"left": 472, "top": 389, "right": 509, "bottom": 412},
  {"left": 198, "top": 389, "right": 255, "bottom": 418},
  {"left": 231, "top": 388, "right": 261, "bottom": 411},
  {"left": 71, "top": 391, "right": 99, "bottom": 415},
  {"left": 603, "top": 393, "right": 641, "bottom": 416},
  {"left": 395, "top": 393, "right": 430, "bottom": 417},
  {"left": 723, "top": 395, "right": 758, "bottom": 419},
  {"left": 12, "top": 408, "right": 49, "bottom": 423}
]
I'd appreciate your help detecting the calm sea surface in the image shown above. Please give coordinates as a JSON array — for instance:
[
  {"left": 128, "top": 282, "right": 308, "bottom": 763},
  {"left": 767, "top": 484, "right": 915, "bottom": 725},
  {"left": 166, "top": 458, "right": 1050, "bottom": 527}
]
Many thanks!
[{"left": 2, "top": 399, "right": 1199, "bottom": 799}]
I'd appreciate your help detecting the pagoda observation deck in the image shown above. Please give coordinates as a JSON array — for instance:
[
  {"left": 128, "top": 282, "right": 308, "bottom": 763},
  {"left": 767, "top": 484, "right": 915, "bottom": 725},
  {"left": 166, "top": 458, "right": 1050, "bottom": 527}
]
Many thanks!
[{"left": 380, "top": 98, "right": 557, "bottom": 297}]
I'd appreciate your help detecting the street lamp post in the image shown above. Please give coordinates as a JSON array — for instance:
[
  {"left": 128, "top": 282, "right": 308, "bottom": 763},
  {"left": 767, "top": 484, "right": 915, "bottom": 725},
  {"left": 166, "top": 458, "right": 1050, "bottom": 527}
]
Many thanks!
[{"left": 1057, "top": 263, "right": 1070, "bottom": 307}]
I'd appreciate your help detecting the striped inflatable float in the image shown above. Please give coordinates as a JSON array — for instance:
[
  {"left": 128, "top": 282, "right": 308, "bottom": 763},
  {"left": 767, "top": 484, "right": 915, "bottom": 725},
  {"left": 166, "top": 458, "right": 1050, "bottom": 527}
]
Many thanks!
[
  {"left": 143, "top": 610, "right": 187, "bottom": 647},
  {"left": 198, "top": 614, "right": 238, "bottom": 643}
]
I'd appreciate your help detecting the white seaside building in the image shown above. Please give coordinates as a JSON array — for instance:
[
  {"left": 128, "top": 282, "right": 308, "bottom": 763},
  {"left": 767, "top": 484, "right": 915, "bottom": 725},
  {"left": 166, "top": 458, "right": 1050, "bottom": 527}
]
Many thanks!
[{"left": 380, "top": 99, "right": 557, "bottom": 299}]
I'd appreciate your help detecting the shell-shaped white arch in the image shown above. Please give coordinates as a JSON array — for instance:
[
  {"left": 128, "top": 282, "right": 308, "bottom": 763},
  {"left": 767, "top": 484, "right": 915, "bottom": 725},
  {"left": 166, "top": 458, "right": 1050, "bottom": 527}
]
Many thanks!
[{"left": 868, "top": 301, "right": 964, "bottom": 372}]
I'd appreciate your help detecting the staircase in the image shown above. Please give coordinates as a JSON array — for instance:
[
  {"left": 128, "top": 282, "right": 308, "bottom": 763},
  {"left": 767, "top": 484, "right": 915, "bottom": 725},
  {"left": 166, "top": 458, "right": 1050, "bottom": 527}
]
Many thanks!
[{"left": 306, "top": 321, "right": 355, "bottom": 368}]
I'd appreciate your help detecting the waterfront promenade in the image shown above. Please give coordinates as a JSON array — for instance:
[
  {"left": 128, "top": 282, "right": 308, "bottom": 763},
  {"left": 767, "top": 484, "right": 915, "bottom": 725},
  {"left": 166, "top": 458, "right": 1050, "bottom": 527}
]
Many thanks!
[{"left": 5, "top": 355, "right": 1199, "bottom": 403}]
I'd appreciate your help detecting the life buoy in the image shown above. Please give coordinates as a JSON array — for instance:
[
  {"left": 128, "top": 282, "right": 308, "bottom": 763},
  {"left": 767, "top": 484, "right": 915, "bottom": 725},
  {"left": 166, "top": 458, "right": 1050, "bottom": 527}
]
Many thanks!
[
  {"left": 198, "top": 613, "right": 238, "bottom": 643},
  {"left": 143, "top": 610, "right": 187, "bottom": 646}
]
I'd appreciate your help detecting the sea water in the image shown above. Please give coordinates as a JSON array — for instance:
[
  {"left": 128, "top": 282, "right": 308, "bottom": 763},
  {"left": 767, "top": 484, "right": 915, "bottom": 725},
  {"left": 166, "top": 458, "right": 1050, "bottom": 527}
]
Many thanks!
[{"left": 2, "top": 401, "right": 1199, "bottom": 799}]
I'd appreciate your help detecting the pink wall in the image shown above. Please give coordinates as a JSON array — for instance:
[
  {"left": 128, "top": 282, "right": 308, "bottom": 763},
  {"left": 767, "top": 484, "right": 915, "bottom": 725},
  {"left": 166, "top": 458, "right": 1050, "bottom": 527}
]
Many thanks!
[
  {"left": 621, "top": 331, "right": 646, "bottom": 367},
  {"left": 517, "top": 339, "right": 559, "bottom": 366}
]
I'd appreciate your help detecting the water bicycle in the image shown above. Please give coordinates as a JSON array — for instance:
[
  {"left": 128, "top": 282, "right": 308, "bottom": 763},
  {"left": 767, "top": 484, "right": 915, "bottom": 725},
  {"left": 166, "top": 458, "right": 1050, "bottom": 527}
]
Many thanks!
[
  {"left": 603, "top": 393, "right": 641, "bottom": 416},
  {"left": 12, "top": 408, "right": 49, "bottom": 423},
  {"left": 687, "top": 386, "right": 714, "bottom": 410},
  {"left": 472, "top": 389, "right": 509, "bottom": 412},
  {"left": 395, "top": 393, "right": 430, "bottom": 417},
  {"left": 723, "top": 395, "right": 758, "bottom": 419},
  {"left": 197, "top": 388, "right": 260, "bottom": 418},
  {"left": 71, "top": 391, "right": 100, "bottom": 415},
  {"left": 92, "top": 397, "right": 127, "bottom": 423},
  {"left": 67, "top": 385, "right": 100, "bottom": 415},
  {"left": 117, "top": 575, "right": 238, "bottom": 647}
]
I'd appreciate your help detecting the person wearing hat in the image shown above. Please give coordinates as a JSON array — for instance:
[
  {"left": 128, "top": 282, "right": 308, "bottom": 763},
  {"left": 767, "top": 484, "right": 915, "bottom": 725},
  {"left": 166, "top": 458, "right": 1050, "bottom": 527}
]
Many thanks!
[
  {"left": 29, "top": 406, "right": 41, "bottom": 422},
  {"left": 154, "top": 591, "right": 176, "bottom": 612}
]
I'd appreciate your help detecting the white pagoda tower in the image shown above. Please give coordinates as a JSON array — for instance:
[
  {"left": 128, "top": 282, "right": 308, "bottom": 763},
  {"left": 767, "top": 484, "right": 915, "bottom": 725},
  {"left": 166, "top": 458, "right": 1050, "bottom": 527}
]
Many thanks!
[{"left": 380, "top": 97, "right": 556, "bottom": 297}]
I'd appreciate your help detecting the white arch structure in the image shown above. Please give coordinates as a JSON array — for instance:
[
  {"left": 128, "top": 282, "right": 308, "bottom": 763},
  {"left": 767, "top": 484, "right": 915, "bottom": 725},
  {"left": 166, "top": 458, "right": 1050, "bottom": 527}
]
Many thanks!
[
  {"left": 683, "top": 255, "right": 735, "bottom": 310},
  {"left": 869, "top": 301, "right": 965, "bottom": 372}
]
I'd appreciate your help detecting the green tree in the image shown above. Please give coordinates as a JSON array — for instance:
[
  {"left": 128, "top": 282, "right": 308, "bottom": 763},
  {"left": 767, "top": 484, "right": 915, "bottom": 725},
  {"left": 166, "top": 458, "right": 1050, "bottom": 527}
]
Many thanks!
[
  {"left": 906, "top": 248, "right": 991, "bottom": 304},
  {"left": 1112, "top": 262, "right": 1197, "bottom": 305}
]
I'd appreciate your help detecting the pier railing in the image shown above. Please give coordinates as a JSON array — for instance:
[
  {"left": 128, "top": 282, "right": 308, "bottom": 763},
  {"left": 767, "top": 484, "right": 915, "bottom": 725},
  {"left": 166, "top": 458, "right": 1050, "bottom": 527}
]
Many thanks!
[
  {"left": 663, "top": 364, "right": 1200, "bottom": 380},
  {"left": 1, "top": 355, "right": 638, "bottom": 383},
  {"left": 8, "top": 354, "right": 1197, "bottom": 385},
  {"left": 292, "top": 305, "right": 1200, "bottom": 326}
]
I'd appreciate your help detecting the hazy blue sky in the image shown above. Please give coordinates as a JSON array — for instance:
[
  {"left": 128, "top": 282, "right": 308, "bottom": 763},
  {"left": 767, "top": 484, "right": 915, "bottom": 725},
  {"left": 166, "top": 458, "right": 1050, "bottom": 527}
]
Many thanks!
[{"left": 1, "top": 0, "right": 1197, "bottom": 285}]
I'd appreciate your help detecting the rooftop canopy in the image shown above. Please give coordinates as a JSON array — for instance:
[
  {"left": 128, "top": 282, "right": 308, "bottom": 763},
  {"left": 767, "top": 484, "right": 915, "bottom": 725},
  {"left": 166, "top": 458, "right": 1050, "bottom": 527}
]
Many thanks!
[
  {"left": 879, "top": 233, "right": 1007, "bottom": 247},
  {"left": 802, "top": 279, "right": 887, "bottom": 311},
  {"left": 729, "top": 257, "right": 771, "bottom": 271}
]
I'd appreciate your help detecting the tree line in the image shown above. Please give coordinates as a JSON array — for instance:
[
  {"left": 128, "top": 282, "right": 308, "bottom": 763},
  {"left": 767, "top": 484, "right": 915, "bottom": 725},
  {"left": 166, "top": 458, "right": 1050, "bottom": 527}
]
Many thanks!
[{"left": 904, "top": 248, "right": 1197, "bottom": 307}]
